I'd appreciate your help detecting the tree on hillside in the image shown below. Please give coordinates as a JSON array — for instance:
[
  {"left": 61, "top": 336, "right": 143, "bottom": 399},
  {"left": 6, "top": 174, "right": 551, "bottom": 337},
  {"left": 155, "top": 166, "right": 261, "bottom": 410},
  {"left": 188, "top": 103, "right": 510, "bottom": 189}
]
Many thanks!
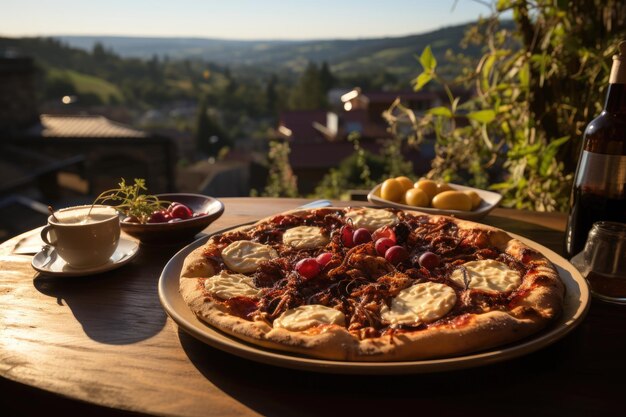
[
  {"left": 195, "top": 95, "right": 229, "bottom": 158},
  {"left": 288, "top": 62, "right": 331, "bottom": 110},
  {"left": 319, "top": 61, "right": 335, "bottom": 93},
  {"left": 92, "top": 42, "right": 108, "bottom": 63},
  {"left": 147, "top": 54, "right": 162, "bottom": 82},
  {"left": 91, "top": 42, "right": 119, "bottom": 69},
  {"left": 224, "top": 68, "right": 238, "bottom": 95},
  {"left": 44, "top": 72, "right": 77, "bottom": 100},
  {"left": 265, "top": 74, "right": 279, "bottom": 116}
]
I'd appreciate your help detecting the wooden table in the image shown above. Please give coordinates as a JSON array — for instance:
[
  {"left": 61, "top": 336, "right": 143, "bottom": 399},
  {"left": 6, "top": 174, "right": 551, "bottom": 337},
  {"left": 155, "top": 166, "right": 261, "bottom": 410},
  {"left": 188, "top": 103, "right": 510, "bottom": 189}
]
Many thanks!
[{"left": 1, "top": 198, "right": 624, "bottom": 416}]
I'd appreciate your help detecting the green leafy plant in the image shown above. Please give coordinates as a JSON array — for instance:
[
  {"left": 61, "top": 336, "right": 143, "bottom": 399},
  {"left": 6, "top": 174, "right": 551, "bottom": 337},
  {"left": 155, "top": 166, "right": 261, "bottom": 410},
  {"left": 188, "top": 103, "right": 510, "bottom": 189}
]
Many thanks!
[
  {"left": 314, "top": 149, "right": 386, "bottom": 199},
  {"left": 347, "top": 132, "right": 376, "bottom": 189},
  {"left": 262, "top": 141, "right": 299, "bottom": 197},
  {"left": 312, "top": 131, "right": 412, "bottom": 199},
  {"left": 383, "top": 0, "right": 624, "bottom": 211},
  {"left": 92, "top": 178, "right": 167, "bottom": 223}
]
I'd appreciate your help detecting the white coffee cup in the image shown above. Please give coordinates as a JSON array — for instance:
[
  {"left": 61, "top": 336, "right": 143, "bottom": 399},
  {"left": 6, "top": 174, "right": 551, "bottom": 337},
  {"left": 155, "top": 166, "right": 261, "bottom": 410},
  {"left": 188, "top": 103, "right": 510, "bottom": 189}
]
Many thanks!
[{"left": 40, "top": 205, "right": 121, "bottom": 268}]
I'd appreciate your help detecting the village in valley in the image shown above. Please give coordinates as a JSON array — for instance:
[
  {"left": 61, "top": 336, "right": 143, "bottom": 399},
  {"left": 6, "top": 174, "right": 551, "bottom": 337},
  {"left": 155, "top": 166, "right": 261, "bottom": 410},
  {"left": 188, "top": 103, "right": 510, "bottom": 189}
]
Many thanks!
[{"left": 0, "top": 31, "right": 463, "bottom": 239}]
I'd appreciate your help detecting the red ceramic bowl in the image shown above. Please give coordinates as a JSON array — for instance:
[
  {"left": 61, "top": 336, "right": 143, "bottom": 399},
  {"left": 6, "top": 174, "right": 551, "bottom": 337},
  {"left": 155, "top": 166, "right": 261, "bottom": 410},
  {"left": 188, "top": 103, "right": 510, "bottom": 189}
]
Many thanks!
[{"left": 121, "top": 193, "right": 224, "bottom": 244}]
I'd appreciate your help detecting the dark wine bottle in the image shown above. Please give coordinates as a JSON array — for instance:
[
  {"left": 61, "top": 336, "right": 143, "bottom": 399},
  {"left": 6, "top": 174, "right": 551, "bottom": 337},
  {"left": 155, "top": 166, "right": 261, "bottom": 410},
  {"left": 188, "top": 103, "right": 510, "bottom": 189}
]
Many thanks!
[{"left": 565, "top": 41, "right": 626, "bottom": 258}]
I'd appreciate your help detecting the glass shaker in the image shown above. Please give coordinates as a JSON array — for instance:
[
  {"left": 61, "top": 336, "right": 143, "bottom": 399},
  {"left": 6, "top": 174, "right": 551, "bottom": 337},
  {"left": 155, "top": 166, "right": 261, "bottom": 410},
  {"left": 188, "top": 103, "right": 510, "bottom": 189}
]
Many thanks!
[{"left": 571, "top": 221, "right": 626, "bottom": 304}]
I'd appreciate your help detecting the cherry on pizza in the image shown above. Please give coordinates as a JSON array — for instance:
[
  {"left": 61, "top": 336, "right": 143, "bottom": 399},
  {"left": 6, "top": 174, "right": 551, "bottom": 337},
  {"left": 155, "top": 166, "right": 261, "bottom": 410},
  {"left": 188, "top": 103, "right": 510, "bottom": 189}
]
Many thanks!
[{"left": 179, "top": 207, "right": 564, "bottom": 361}]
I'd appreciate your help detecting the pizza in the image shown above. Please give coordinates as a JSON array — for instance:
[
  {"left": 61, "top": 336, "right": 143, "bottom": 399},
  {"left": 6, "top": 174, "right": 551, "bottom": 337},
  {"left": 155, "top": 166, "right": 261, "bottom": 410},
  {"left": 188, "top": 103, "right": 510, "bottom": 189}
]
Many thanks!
[{"left": 179, "top": 207, "right": 565, "bottom": 361}]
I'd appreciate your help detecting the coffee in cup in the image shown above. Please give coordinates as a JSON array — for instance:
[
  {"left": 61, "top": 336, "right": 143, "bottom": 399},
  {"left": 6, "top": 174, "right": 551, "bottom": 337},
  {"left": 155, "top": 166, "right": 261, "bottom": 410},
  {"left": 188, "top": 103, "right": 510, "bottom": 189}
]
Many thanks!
[{"left": 40, "top": 205, "right": 121, "bottom": 268}]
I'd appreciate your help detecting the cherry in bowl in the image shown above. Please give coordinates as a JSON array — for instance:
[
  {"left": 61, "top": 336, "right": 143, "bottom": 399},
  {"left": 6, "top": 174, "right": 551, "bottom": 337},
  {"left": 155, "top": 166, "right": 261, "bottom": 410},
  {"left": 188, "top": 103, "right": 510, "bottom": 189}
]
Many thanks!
[{"left": 121, "top": 193, "right": 224, "bottom": 244}]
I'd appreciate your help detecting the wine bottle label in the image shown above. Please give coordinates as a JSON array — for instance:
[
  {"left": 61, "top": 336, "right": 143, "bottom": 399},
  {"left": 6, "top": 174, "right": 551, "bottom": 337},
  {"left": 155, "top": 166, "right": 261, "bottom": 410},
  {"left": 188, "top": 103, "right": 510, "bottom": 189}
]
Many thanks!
[{"left": 576, "top": 150, "right": 626, "bottom": 198}]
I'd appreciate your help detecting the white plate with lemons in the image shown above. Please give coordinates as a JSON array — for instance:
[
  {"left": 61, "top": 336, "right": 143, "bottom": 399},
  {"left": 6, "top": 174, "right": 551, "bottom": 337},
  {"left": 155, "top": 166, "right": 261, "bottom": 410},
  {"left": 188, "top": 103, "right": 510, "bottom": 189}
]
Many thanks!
[{"left": 367, "top": 179, "right": 502, "bottom": 221}]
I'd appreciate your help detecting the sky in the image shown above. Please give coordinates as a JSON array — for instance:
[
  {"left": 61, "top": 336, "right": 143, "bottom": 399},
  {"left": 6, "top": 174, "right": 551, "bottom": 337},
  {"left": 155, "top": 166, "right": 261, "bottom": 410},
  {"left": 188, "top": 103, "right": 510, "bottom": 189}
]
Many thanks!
[{"left": 0, "top": 0, "right": 496, "bottom": 40}]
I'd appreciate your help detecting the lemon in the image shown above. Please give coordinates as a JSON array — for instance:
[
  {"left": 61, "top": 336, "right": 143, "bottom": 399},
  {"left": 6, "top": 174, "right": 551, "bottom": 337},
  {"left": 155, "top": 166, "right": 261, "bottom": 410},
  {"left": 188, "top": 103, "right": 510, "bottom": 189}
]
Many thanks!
[
  {"left": 436, "top": 182, "right": 453, "bottom": 194},
  {"left": 432, "top": 191, "right": 472, "bottom": 211},
  {"left": 380, "top": 179, "right": 404, "bottom": 202},
  {"left": 463, "top": 190, "right": 482, "bottom": 210},
  {"left": 395, "top": 176, "right": 414, "bottom": 193},
  {"left": 404, "top": 188, "right": 429, "bottom": 207},
  {"left": 414, "top": 179, "right": 438, "bottom": 202}
]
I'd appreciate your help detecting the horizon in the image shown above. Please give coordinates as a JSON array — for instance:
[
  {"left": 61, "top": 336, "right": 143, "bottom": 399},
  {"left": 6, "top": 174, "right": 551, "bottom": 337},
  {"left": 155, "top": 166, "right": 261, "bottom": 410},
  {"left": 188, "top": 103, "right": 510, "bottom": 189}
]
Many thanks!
[
  {"left": 45, "top": 19, "right": 476, "bottom": 43},
  {"left": 1, "top": 0, "right": 495, "bottom": 41}
]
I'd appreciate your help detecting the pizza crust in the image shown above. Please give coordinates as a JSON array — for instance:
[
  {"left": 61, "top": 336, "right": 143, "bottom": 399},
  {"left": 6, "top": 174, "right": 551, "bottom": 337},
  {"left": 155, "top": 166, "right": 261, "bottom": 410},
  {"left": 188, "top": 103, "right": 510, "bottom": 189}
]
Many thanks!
[
  {"left": 353, "top": 310, "right": 546, "bottom": 361},
  {"left": 181, "top": 246, "right": 216, "bottom": 278},
  {"left": 181, "top": 294, "right": 548, "bottom": 361},
  {"left": 179, "top": 207, "right": 565, "bottom": 361},
  {"left": 505, "top": 239, "right": 564, "bottom": 320}
]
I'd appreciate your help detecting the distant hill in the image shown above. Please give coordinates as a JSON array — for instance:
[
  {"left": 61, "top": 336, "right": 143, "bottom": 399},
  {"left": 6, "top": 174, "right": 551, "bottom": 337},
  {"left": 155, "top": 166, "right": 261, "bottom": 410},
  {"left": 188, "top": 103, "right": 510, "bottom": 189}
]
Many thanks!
[
  {"left": 0, "top": 21, "right": 511, "bottom": 113},
  {"left": 56, "top": 21, "right": 491, "bottom": 77}
]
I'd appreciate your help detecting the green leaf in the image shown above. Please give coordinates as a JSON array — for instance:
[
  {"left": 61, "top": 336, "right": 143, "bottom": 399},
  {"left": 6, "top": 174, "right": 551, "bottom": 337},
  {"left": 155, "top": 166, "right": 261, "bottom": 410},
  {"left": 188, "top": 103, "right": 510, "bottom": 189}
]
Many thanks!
[
  {"left": 519, "top": 62, "right": 529, "bottom": 88},
  {"left": 540, "top": 136, "right": 570, "bottom": 176},
  {"left": 419, "top": 46, "right": 437, "bottom": 71},
  {"left": 451, "top": 97, "right": 460, "bottom": 113},
  {"left": 530, "top": 53, "right": 549, "bottom": 87},
  {"left": 553, "top": 23, "right": 565, "bottom": 38},
  {"left": 549, "top": 135, "right": 570, "bottom": 149},
  {"left": 427, "top": 106, "right": 452, "bottom": 117},
  {"left": 467, "top": 110, "right": 496, "bottom": 124},
  {"left": 496, "top": 0, "right": 511, "bottom": 11},
  {"left": 509, "top": 141, "right": 542, "bottom": 158},
  {"left": 481, "top": 54, "right": 496, "bottom": 91},
  {"left": 489, "top": 182, "right": 512, "bottom": 191},
  {"left": 481, "top": 124, "right": 493, "bottom": 150},
  {"left": 413, "top": 72, "right": 432, "bottom": 92}
]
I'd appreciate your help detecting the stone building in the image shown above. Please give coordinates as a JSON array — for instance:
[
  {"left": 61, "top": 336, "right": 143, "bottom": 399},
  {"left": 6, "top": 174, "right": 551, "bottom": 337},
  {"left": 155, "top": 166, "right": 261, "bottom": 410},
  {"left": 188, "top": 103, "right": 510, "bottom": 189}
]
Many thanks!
[
  {"left": 19, "top": 114, "right": 176, "bottom": 195},
  {"left": 0, "top": 52, "right": 176, "bottom": 239},
  {"left": 0, "top": 53, "right": 176, "bottom": 195}
]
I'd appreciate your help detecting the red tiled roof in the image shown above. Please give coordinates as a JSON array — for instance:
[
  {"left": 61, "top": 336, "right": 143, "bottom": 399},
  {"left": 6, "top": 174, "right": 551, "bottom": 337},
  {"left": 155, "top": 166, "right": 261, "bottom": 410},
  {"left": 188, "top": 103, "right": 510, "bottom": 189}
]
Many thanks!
[
  {"left": 278, "top": 110, "right": 327, "bottom": 142},
  {"left": 289, "top": 141, "right": 366, "bottom": 168},
  {"left": 340, "top": 109, "right": 368, "bottom": 124},
  {"left": 279, "top": 109, "right": 390, "bottom": 142}
]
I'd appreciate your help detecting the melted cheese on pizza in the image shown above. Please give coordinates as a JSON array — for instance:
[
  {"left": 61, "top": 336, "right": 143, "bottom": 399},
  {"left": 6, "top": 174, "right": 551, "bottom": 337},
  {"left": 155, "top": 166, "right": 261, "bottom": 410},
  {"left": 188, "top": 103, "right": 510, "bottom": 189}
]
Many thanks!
[
  {"left": 344, "top": 208, "right": 398, "bottom": 232},
  {"left": 282, "top": 226, "right": 329, "bottom": 249},
  {"left": 273, "top": 305, "right": 346, "bottom": 331},
  {"left": 204, "top": 271, "right": 261, "bottom": 299},
  {"left": 380, "top": 282, "right": 457, "bottom": 325},
  {"left": 221, "top": 240, "right": 278, "bottom": 273},
  {"left": 450, "top": 260, "right": 521, "bottom": 292}
]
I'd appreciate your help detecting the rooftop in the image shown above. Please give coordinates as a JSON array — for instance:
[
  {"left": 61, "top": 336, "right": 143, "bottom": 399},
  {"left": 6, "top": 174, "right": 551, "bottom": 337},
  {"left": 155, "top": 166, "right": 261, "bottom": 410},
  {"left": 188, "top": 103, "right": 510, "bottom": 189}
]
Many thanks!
[{"left": 25, "top": 114, "right": 148, "bottom": 138}]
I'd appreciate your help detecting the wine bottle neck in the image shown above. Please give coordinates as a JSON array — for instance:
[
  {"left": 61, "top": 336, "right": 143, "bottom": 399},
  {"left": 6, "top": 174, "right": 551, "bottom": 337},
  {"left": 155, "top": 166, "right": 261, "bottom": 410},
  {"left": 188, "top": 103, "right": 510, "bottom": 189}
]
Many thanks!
[{"left": 605, "top": 83, "right": 626, "bottom": 113}]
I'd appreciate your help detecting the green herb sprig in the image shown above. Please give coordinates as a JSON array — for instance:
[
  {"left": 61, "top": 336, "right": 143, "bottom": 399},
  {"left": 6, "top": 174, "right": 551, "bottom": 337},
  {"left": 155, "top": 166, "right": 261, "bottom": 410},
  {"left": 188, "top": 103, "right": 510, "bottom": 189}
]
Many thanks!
[{"left": 91, "top": 178, "right": 169, "bottom": 224}]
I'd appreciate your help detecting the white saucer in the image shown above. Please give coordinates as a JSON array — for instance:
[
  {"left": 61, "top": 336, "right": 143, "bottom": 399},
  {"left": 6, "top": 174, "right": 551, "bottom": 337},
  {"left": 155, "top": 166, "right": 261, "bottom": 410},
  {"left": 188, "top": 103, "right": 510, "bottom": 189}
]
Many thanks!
[{"left": 31, "top": 238, "right": 139, "bottom": 277}]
